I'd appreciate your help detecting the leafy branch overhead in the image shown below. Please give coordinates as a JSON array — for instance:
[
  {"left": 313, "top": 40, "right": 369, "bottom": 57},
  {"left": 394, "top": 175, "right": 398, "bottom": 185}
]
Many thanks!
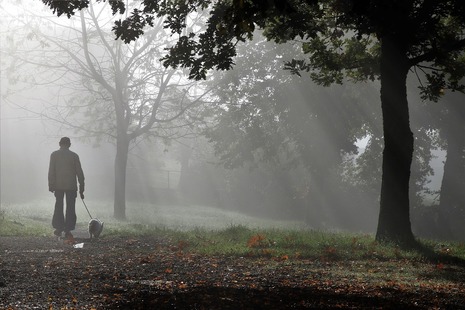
[{"left": 43, "top": 0, "right": 465, "bottom": 98}]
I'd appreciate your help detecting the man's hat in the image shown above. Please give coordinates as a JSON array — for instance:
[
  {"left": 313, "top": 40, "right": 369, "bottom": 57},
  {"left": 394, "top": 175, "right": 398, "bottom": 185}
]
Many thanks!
[{"left": 59, "top": 137, "right": 71, "bottom": 145}]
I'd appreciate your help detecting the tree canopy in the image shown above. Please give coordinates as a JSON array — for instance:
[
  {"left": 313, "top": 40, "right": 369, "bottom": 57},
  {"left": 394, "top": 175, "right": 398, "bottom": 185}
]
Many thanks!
[{"left": 44, "top": 1, "right": 465, "bottom": 89}]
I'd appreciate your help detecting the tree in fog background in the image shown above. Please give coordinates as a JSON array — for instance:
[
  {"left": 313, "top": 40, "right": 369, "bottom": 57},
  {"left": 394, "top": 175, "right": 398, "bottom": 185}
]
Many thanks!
[{"left": 2, "top": 2, "right": 212, "bottom": 219}]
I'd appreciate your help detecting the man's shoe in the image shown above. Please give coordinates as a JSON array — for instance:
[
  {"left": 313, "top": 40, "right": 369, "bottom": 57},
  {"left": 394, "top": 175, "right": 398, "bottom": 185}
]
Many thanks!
[
  {"left": 64, "top": 232, "right": 75, "bottom": 245},
  {"left": 54, "top": 230, "right": 62, "bottom": 237}
]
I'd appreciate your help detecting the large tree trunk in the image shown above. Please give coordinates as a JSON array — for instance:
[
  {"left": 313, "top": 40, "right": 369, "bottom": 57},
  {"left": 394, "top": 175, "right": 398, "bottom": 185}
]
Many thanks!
[
  {"left": 437, "top": 98, "right": 465, "bottom": 239},
  {"left": 375, "top": 35, "right": 416, "bottom": 245},
  {"left": 114, "top": 133, "right": 129, "bottom": 220}
]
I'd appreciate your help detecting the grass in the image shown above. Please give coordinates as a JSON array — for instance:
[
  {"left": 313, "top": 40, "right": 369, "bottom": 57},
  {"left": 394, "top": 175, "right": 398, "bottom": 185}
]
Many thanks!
[
  {"left": 166, "top": 225, "right": 465, "bottom": 262},
  {"left": 2, "top": 199, "right": 465, "bottom": 263},
  {"left": 0, "top": 198, "right": 307, "bottom": 236},
  {"left": 0, "top": 217, "right": 50, "bottom": 236}
]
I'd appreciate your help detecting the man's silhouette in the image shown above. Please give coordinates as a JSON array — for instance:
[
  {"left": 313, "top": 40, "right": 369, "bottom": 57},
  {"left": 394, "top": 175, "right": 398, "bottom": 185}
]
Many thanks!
[{"left": 48, "top": 137, "right": 85, "bottom": 239}]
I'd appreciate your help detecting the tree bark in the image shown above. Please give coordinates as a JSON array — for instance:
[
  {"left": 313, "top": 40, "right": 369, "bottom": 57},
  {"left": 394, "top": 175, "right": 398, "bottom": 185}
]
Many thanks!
[
  {"left": 437, "top": 98, "right": 465, "bottom": 238},
  {"left": 114, "top": 132, "right": 129, "bottom": 220},
  {"left": 375, "top": 35, "right": 416, "bottom": 245}
]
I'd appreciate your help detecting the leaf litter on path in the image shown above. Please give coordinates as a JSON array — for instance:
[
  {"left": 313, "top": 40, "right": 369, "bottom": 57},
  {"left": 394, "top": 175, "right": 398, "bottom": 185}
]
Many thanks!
[{"left": 1, "top": 236, "right": 465, "bottom": 309}]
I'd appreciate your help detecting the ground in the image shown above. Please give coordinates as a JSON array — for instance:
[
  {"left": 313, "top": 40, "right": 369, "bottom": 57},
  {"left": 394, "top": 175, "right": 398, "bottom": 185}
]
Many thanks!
[{"left": 1, "top": 232, "right": 465, "bottom": 309}]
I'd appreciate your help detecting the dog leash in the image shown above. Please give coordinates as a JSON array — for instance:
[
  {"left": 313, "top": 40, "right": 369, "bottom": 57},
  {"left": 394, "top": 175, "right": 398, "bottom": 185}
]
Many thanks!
[{"left": 81, "top": 197, "right": 94, "bottom": 219}]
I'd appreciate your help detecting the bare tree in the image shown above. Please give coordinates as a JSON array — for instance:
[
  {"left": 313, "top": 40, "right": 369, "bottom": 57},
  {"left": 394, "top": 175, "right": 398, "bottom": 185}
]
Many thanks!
[{"left": 2, "top": 2, "right": 212, "bottom": 219}]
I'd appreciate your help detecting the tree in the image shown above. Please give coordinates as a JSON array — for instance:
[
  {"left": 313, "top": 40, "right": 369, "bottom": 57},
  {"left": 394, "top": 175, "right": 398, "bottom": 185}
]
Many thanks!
[
  {"left": 42, "top": 1, "right": 465, "bottom": 245},
  {"left": 4, "top": 2, "right": 210, "bottom": 219},
  {"left": 437, "top": 93, "right": 465, "bottom": 238},
  {"left": 208, "top": 35, "right": 438, "bottom": 231},
  {"left": 205, "top": 35, "right": 376, "bottom": 228}
]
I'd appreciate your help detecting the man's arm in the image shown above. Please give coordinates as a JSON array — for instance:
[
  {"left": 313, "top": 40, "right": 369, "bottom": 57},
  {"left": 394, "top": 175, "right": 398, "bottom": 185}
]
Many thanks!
[
  {"left": 48, "top": 153, "right": 56, "bottom": 192},
  {"left": 76, "top": 155, "right": 85, "bottom": 198}
]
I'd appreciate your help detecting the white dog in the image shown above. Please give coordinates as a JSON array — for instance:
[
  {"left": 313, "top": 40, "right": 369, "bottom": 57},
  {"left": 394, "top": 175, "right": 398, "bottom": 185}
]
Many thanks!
[{"left": 88, "top": 218, "right": 104, "bottom": 239}]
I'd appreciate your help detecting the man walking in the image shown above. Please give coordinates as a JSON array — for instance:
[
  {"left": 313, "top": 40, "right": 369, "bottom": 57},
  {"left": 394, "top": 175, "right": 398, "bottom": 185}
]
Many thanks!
[{"left": 48, "top": 137, "right": 85, "bottom": 239}]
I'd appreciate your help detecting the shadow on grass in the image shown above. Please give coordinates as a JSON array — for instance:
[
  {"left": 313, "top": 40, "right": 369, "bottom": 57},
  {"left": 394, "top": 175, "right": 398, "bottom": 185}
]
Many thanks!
[{"left": 413, "top": 240, "right": 465, "bottom": 266}]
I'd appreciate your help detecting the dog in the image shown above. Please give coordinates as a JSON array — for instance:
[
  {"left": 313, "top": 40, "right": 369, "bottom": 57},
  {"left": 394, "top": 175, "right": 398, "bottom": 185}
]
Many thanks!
[{"left": 88, "top": 218, "right": 104, "bottom": 239}]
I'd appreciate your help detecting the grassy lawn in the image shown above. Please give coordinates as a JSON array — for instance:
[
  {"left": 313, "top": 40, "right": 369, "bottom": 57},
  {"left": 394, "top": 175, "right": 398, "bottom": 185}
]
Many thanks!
[{"left": 2, "top": 199, "right": 465, "bottom": 260}]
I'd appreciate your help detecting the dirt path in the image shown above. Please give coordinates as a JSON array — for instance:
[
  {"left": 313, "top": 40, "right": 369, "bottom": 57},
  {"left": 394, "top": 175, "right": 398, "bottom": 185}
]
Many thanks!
[{"left": 1, "top": 234, "right": 465, "bottom": 309}]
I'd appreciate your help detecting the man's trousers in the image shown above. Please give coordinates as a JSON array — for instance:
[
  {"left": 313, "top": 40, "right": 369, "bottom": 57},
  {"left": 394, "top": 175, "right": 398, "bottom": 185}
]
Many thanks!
[{"left": 52, "top": 190, "right": 77, "bottom": 233}]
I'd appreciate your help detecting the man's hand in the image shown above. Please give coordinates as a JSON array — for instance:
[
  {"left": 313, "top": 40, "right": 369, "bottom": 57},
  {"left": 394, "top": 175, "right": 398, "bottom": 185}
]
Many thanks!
[{"left": 79, "top": 185, "right": 85, "bottom": 199}]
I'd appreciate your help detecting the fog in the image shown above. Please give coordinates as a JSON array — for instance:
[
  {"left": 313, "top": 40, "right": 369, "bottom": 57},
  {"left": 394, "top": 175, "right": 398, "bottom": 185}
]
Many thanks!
[
  {"left": 1, "top": 1, "right": 462, "bottom": 240},
  {"left": 0, "top": 93, "right": 114, "bottom": 202}
]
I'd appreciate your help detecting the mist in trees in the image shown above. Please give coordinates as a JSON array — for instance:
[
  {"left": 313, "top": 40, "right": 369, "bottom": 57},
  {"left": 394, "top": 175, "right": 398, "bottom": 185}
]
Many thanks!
[
  {"left": 1, "top": 1, "right": 465, "bottom": 243},
  {"left": 1, "top": 2, "right": 212, "bottom": 219}
]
